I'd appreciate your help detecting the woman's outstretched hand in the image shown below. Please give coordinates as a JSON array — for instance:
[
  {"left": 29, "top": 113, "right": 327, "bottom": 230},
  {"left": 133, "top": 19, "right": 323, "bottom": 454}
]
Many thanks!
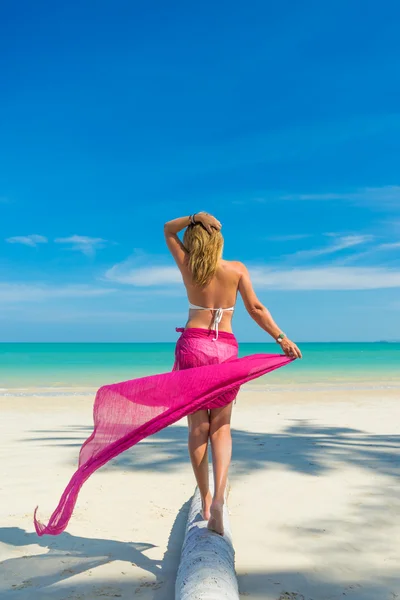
[
  {"left": 196, "top": 212, "right": 222, "bottom": 234},
  {"left": 280, "top": 338, "right": 302, "bottom": 359}
]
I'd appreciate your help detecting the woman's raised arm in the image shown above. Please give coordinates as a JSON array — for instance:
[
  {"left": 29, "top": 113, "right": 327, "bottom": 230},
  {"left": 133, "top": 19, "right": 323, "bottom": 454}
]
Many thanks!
[{"left": 164, "top": 213, "right": 221, "bottom": 267}]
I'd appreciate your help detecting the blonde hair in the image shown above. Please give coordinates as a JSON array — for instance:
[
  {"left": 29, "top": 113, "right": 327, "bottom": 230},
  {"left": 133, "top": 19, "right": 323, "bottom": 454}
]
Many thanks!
[{"left": 183, "top": 223, "right": 224, "bottom": 287}]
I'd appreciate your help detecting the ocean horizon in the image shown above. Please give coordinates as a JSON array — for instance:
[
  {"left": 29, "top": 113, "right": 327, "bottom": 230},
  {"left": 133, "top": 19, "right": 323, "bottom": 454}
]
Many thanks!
[{"left": 1, "top": 341, "right": 399, "bottom": 392}]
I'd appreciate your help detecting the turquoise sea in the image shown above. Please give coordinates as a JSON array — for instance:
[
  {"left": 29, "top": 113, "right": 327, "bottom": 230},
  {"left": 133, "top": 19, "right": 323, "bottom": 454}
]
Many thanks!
[{"left": 0, "top": 342, "right": 399, "bottom": 393}]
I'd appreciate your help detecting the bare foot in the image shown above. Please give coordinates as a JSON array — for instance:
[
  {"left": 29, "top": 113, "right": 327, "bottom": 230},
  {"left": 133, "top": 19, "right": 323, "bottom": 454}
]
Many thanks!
[
  {"left": 207, "top": 501, "right": 224, "bottom": 535},
  {"left": 201, "top": 491, "right": 212, "bottom": 520}
]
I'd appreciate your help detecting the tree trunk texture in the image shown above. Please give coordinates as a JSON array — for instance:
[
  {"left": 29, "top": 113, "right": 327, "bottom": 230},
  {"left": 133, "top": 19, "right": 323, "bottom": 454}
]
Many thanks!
[{"left": 175, "top": 478, "right": 239, "bottom": 600}]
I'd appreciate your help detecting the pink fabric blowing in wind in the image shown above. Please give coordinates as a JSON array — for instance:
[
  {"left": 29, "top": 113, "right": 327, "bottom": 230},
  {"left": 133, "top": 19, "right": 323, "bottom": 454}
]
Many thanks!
[{"left": 34, "top": 327, "right": 294, "bottom": 536}]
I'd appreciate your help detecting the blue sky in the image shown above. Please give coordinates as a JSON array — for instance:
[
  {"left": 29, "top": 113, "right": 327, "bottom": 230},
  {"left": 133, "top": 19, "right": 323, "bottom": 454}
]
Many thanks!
[{"left": 1, "top": 0, "right": 400, "bottom": 342}]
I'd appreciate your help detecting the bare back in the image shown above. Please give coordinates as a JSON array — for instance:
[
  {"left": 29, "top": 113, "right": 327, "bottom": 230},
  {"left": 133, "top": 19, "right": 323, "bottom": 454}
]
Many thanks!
[
  {"left": 182, "top": 259, "right": 242, "bottom": 332},
  {"left": 164, "top": 219, "right": 262, "bottom": 335}
]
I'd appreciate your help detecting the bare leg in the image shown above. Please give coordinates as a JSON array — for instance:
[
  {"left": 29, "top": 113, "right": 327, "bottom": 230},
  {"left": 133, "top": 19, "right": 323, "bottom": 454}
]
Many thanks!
[
  {"left": 187, "top": 409, "right": 212, "bottom": 520},
  {"left": 208, "top": 401, "right": 234, "bottom": 535}
]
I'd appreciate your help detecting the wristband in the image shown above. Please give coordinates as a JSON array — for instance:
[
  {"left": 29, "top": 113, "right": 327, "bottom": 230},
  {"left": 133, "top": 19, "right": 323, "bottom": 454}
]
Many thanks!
[{"left": 190, "top": 213, "right": 197, "bottom": 225}]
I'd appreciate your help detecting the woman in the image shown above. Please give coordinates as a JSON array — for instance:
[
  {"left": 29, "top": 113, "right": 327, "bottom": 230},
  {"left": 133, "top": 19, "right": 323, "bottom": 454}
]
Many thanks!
[
  {"left": 34, "top": 212, "right": 299, "bottom": 537},
  {"left": 164, "top": 211, "right": 301, "bottom": 534}
]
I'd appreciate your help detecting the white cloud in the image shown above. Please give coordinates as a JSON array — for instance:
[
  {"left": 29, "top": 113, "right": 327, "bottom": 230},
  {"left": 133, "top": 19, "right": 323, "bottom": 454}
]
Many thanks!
[
  {"left": 379, "top": 241, "right": 400, "bottom": 250},
  {"left": 279, "top": 185, "right": 400, "bottom": 207},
  {"left": 105, "top": 258, "right": 400, "bottom": 291},
  {"left": 287, "top": 234, "right": 374, "bottom": 260},
  {"left": 0, "top": 307, "right": 183, "bottom": 323},
  {"left": 251, "top": 266, "right": 400, "bottom": 290},
  {"left": 267, "top": 234, "right": 312, "bottom": 242},
  {"left": 6, "top": 234, "right": 48, "bottom": 247},
  {"left": 0, "top": 283, "right": 115, "bottom": 303},
  {"left": 55, "top": 235, "right": 108, "bottom": 256},
  {"left": 104, "top": 255, "right": 182, "bottom": 286},
  {"left": 105, "top": 264, "right": 181, "bottom": 286},
  {"left": 336, "top": 239, "right": 400, "bottom": 265}
]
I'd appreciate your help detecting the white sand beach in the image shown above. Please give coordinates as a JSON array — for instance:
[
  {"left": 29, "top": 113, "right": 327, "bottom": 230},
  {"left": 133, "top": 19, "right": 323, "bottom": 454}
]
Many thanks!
[{"left": 0, "top": 386, "right": 399, "bottom": 599}]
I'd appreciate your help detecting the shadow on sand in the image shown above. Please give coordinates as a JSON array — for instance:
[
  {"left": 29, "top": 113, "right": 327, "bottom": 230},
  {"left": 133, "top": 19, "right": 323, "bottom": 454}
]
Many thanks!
[
  {"left": 2, "top": 419, "right": 399, "bottom": 598},
  {"left": 22, "top": 418, "right": 400, "bottom": 479},
  {"left": 0, "top": 499, "right": 190, "bottom": 599}
]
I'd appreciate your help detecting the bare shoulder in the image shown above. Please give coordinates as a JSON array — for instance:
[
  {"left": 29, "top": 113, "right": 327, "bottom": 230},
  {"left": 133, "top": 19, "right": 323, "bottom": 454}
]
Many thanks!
[{"left": 222, "top": 260, "right": 247, "bottom": 275}]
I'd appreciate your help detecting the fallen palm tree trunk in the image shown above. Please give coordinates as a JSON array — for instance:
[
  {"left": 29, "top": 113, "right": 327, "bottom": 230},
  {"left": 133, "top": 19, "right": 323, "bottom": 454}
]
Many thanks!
[{"left": 175, "top": 478, "right": 239, "bottom": 600}]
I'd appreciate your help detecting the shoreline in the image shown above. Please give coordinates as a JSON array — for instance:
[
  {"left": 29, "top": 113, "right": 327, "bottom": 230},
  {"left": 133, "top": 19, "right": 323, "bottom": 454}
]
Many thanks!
[
  {"left": 1, "top": 377, "right": 400, "bottom": 398},
  {"left": 2, "top": 341, "right": 399, "bottom": 392}
]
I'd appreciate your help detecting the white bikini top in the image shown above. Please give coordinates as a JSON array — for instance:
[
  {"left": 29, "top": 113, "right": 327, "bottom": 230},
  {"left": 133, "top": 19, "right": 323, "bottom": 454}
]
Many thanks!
[{"left": 188, "top": 302, "right": 235, "bottom": 341}]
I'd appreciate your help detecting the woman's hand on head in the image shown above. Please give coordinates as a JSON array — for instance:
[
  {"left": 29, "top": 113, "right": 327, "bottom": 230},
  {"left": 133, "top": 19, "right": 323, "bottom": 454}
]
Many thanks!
[
  {"left": 280, "top": 338, "right": 302, "bottom": 359},
  {"left": 196, "top": 212, "right": 222, "bottom": 234}
]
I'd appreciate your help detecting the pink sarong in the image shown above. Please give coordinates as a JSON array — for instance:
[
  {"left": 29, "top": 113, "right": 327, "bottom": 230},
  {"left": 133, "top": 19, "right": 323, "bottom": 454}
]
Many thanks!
[
  {"left": 34, "top": 327, "right": 294, "bottom": 536},
  {"left": 173, "top": 327, "right": 240, "bottom": 409}
]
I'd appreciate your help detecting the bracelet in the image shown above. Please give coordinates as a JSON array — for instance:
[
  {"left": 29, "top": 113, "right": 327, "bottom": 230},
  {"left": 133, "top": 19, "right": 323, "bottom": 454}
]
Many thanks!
[
  {"left": 276, "top": 332, "right": 286, "bottom": 343},
  {"left": 190, "top": 213, "right": 197, "bottom": 225}
]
